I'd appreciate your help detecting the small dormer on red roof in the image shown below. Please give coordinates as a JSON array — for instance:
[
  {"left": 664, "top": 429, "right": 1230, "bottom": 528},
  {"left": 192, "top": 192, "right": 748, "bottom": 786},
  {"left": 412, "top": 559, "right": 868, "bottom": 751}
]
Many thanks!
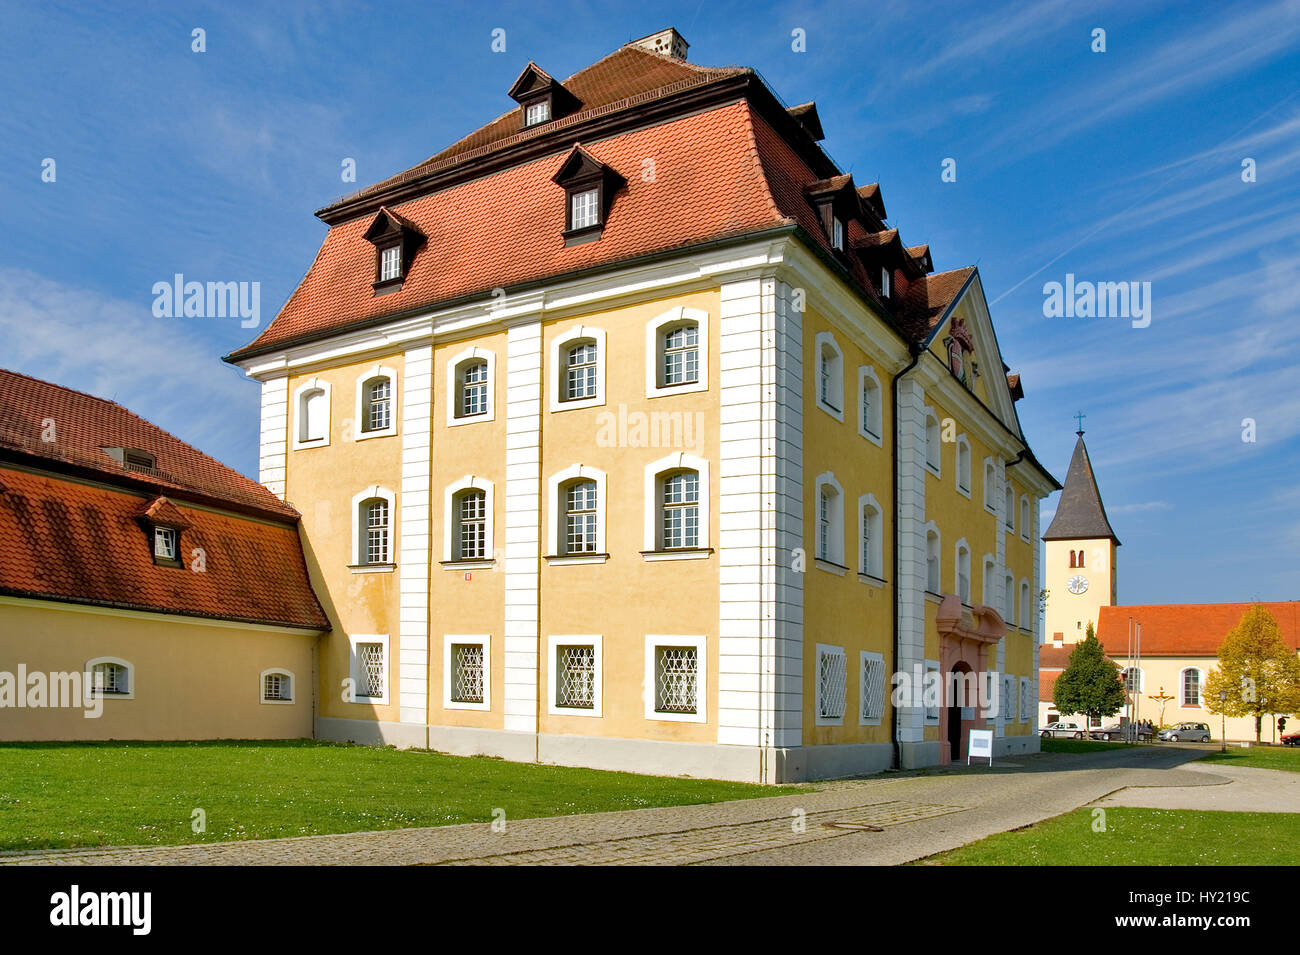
[
  {"left": 786, "top": 102, "right": 825, "bottom": 142},
  {"left": 135, "top": 495, "right": 190, "bottom": 568},
  {"left": 552, "top": 144, "right": 625, "bottom": 245},
  {"left": 509, "top": 62, "right": 582, "bottom": 128},
  {"left": 363, "top": 206, "right": 426, "bottom": 293},
  {"left": 856, "top": 183, "right": 887, "bottom": 225},
  {"left": 803, "top": 174, "right": 862, "bottom": 254}
]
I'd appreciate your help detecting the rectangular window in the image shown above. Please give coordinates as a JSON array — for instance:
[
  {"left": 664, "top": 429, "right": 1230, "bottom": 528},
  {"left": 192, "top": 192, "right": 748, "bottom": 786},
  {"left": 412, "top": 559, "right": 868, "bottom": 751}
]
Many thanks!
[
  {"left": 356, "top": 642, "right": 385, "bottom": 700},
  {"left": 450, "top": 644, "right": 485, "bottom": 704},
  {"left": 461, "top": 362, "right": 488, "bottom": 417},
  {"left": 861, "top": 652, "right": 885, "bottom": 723},
  {"left": 366, "top": 501, "right": 389, "bottom": 564},
  {"left": 817, "top": 645, "right": 847, "bottom": 722},
  {"left": 662, "top": 325, "right": 699, "bottom": 386},
  {"left": 366, "top": 379, "right": 391, "bottom": 432},
  {"left": 380, "top": 246, "right": 401, "bottom": 282},
  {"left": 525, "top": 100, "right": 550, "bottom": 125},
  {"left": 263, "top": 672, "right": 291, "bottom": 702},
  {"left": 880, "top": 268, "right": 891, "bottom": 298},
  {"left": 654, "top": 646, "right": 698, "bottom": 714},
  {"left": 1183, "top": 669, "right": 1201, "bottom": 706},
  {"left": 570, "top": 188, "right": 599, "bottom": 230},
  {"left": 458, "top": 492, "right": 486, "bottom": 560},
  {"left": 565, "top": 342, "right": 597, "bottom": 400},
  {"left": 565, "top": 481, "right": 598, "bottom": 554},
  {"left": 153, "top": 527, "right": 177, "bottom": 560},
  {"left": 556, "top": 645, "right": 596, "bottom": 709},
  {"left": 832, "top": 216, "right": 844, "bottom": 250},
  {"left": 661, "top": 472, "right": 699, "bottom": 549},
  {"left": 925, "top": 661, "right": 941, "bottom": 722},
  {"left": 1002, "top": 675, "right": 1015, "bottom": 721}
]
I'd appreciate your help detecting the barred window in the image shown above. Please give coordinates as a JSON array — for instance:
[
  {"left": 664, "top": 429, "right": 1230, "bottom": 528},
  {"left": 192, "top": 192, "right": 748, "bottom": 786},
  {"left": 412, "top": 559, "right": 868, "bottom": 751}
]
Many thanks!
[
  {"left": 450, "top": 644, "right": 485, "bottom": 704},
  {"left": 661, "top": 471, "right": 699, "bottom": 549},
  {"left": 92, "top": 662, "right": 129, "bottom": 695},
  {"left": 556, "top": 645, "right": 596, "bottom": 709},
  {"left": 817, "top": 646, "right": 847, "bottom": 721},
  {"left": 564, "top": 342, "right": 597, "bottom": 400},
  {"left": 662, "top": 324, "right": 699, "bottom": 386},
  {"left": 263, "top": 672, "right": 292, "bottom": 702},
  {"left": 459, "top": 360, "right": 489, "bottom": 417},
  {"left": 564, "top": 480, "right": 598, "bottom": 554},
  {"left": 655, "top": 646, "right": 698, "bottom": 714},
  {"left": 1019, "top": 679, "right": 1030, "bottom": 722},
  {"left": 456, "top": 491, "right": 487, "bottom": 560},
  {"left": 356, "top": 642, "right": 385, "bottom": 699},
  {"left": 925, "top": 662, "right": 941, "bottom": 722},
  {"left": 363, "top": 499, "right": 389, "bottom": 564},
  {"left": 1002, "top": 675, "right": 1015, "bottom": 720},
  {"left": 363, "top": 377, "right": 391, "bottom": 432},
  {"left": 861, "top": 653, "right": 885, "bottom": 722}
]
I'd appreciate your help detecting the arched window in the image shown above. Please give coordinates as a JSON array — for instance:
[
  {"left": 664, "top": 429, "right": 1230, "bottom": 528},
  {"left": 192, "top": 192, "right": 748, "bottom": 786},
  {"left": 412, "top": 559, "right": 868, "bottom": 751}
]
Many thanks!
[
  {"left": 293, "top": 378, "right": 331, "bottom": 448},
  {"left": 982, "top": 557, "right": 996, "bottom": 609},
  {"left": 661, "top": 470, "right": 700, "bottom": 549},
  {"left": 564, "top": 341, "right": 598, "bottom": 400},
  {"left": 563, "top": 479, "right": 598, "bottom": 554},
  {"left": 87, "top": 657, "right": 133, "bottom": 698},
  {"left": 261, "top": 668, "right": 295, "bottom": 703},
  {"left": 361, "top": 498, "right": 390, "bottom": 564},
  {"left": 984, "top": 458, "right": 998, "bottom": 509},
  {"left": 550, "top": 325, "right": 606, "bottom": 410},
  {"left": 455, "top": 489, "right": 488, "bottom": 560},
  {"left": 1181, "top": 668, "right": 1202, "bottom": 706},
  {"left": 646, "top": 307, "right": 709, "bottom": 397},
  {"left": 361, "top": 376, "right": 392, "bottom": 434},
  {"left": 1020, "top": 495, "right": 1031, "bottom": 539},
  {"left": 644, "top": 454, "right": 709, "bottom": 554},
  {"left": 859, "top": 366, "right": 882, "bottom": 442},
  {"left": 814, "top": 332, "right": 843, "bottom": 419},
  {"left": 447, "top": 347, "right": 495, "bottom": 424},
  {"left": 1122, "top": 667, "right": 1143, "bottom": 695},
  {"left": 925, "top": 526, "right": 940, "bottom": 593},
  {"left": 1004, "top": 484, "right": 1015, "bottom": 530},
  {"left": 925, "top": 411, "right": 941, "bottom": 472},
  {"left": 859, "top": 495, "right": 883, "bottom": 578},
  {"left": 814, "top": 473, "right": 844, "bottom": 565},
  {"left": 459, "top": 361, "right": 489, "bottom": 417},
  {"left": 1019, "top": 579, "right": 1031, "bottom": 630},
  {"left": 1004, "top": 572, "right": 1015, "bottom": 624},
  {"left": 955, "top": 541, "right": 971, "bottom": 604},
  {"left": 956, "top": 436, "right": 971, "bottom": 494},
  {"left": 1069, "top": 550, "right": 1077, "bottom": 569}
]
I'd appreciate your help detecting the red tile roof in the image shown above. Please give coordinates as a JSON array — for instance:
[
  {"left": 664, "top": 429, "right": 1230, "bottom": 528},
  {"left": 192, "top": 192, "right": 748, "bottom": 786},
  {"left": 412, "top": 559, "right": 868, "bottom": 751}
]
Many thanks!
[
  {"left": 0, "top": 468, "right": 328, "bottom": 630},
  {"left": 0, "top": 369, "right": 296, "bottom": 520},
  {"left": 1039, "top": 645, "right": 1072, "bottom": 669},
  {"left": 1039, "top": 670, "right": 1059, "bottom": 702},
  {"left": 1098, "top": 602, "right": 1300, "bottom": 658}
]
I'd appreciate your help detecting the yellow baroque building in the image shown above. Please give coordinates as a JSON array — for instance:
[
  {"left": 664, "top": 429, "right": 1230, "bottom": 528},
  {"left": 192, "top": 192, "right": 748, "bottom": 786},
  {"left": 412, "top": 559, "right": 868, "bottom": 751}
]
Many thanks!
[{"left": 225, "top": 29, "right": 1060, "bottom": 781}]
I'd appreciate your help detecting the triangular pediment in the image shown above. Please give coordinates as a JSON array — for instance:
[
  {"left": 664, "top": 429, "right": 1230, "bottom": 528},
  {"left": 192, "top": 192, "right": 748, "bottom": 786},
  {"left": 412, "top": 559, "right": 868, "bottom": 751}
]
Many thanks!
[{"left": 926, "top": 270, "right": 1020, "bottom": 435}]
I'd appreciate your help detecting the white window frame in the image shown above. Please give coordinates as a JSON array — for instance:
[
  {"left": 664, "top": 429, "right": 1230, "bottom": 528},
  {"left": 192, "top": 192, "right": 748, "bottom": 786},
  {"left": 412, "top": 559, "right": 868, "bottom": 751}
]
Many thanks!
[
  {"left": 570, "top": 187, "right": 600, "bottom": 230},
  {"left": 857, "top": 365, "right": 883, "bottom": 445},
  {"left": 1020, "top": 494, "right": 1031, "bottom": 541},
  {"left": 857, "top": 492, "right": 884, "bottom": 581},
  {"left": 954, "top": 539, "right": 971, "bottom": 604},
  {"left": 549, "top": 634, "right": 603, "bottom": 717},
  {"left": 1004, "top": 572, "right": 1016, "bottom": 625},
  {"left": 354, "top": 365, "right": 399, "bottom": 441},
  {"left": 350, "top": 486, "right": 396, "bottom": 570},
  {"left": 982, "top": 556, "right": 996, "bottom": 609},
  {"left": 292, "top": 377, "right": 331, "bottom": 450},
  {"left": 1179, "top": 667, "right": 1204, "bottom": 706},
  {"left": 547, "top": 464, "right": 607, "bottom": 562},
  {"left": 644, "top": 634, "right": 707, "bottom": 723},
  {"left": 446, "top": 346, "right": 496, "bottom": 425},
  {"left": 525, "top": 99, "right": 550, "bottom": 126},
  {"left": 1121, "top": 666, "right": 1145, "bottom": 696},
  {"left": 880, "top": 267, "right": 891, "bottom": 298},
  {"left": 813, "top": 471, "right": 845, "bottom": 569},
  {"left": 832, "top": 215, "right": 845, "bottom": 250},
  {"left": 645, "top": 306, "right": 709, "bottom": 398},
  {"left": 924, "top": 407, "right": 941, "bottom": 476},
  {"left": 260, "top": 668, "right": 295, "bottom": 705},
  {"left": 924, "top": 659, "right": 941, "bottom": 724},
  {"left": 443, "top": 475, "right": 495, "bottom": 564},
  {"left": 153, "top": 526, "right": 178, "bottom": 561},
  {"left": 549, "top": 325, "right": 606, "bottom": 411},
  {"left": 984, "top": 457, "right": 998, "bottom": 512},
  {"left": 924, "top": 522, "right": 941, "bottom": 594},
  {"left": 1020, "top": 578, "right": 1032, "bottom": 632},
  {"left": 955, "top": 434, "right": 972, "bottom": 497},
  {"left": 443, "top": 635, "right": 491, "bottom": 711},
  {"left": 814, "top": 331, "right": 844, "bottom": 421},
  {"left": 348, "top": 633, "right": 389, "bottom": 705},
  {"left": 642, "top": 452, "right": 710, "bottom": 558},
  {"left": 815, "top": 643, "right": 848, "bottom": 726},
  {"left": 1004, "top": 483, "right": 1015, "bottom": 531},
  {"left": 379, "top": 245, "right": 402, "bottom": 282},
  {"left": 859, "top": 650, "right": 885, "bottom": 726},
  {"left": 1019, "top": 676, "right": 1031, "bottom": 722},
  {"left": 86, "top": 656, "right": 134, "bottom": 700}
]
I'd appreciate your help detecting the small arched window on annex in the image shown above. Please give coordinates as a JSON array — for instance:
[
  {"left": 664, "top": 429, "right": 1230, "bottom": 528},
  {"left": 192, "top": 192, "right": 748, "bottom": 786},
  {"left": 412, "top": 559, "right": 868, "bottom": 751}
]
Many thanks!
[
  {"left": 86, "top": 656, "right": 135, "bottom": 700},
  {"left": 646, "top": 306, "right": 709, "bottom": 398},
  {"left": 550, "top": 325, "right": 606, "bottom": 411},
  {"left": 355, "top": 365, "right": 398, "bottom": 440},
  {"left": 261, "top": 668, "right": 296, "bottom": 704},
  {"left": 858, "top": 365, "right": 883, "bottom": 445},
  {"left": 813, "top": 332, "right": 844, "bottom": 421},
  {"left": 292, "top": 377, "right": 331, "bottom": 450}
]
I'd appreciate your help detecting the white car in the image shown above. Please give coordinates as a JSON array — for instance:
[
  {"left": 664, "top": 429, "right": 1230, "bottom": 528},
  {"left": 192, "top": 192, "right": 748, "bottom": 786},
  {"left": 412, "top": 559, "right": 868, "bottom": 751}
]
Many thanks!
[{"left": 1040, "top": 721, "right": 1088, "bottom": 739}]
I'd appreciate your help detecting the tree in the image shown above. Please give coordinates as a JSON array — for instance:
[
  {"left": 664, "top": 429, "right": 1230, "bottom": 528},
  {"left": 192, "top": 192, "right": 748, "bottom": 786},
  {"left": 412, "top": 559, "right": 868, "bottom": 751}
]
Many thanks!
[
  {"left": 1053, "top": 623, "right": 1126, "bottom": 731},
  {"left": 1204, "top": 604, "right": 1300, "bottom": 742}
]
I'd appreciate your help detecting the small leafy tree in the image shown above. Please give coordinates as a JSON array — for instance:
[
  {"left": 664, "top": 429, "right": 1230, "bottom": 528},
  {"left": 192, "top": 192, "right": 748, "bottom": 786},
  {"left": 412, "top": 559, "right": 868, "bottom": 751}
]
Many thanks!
[
  {"left": 1204, "top": 604, "right": 1300, "bottom": 742},
  {"left": 1053, "top": 623, "right": 1126, "bottom": 731}
]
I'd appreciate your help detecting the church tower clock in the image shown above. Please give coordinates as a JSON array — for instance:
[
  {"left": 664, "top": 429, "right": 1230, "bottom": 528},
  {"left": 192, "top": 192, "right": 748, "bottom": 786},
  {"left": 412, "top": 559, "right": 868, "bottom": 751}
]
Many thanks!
[{"left": 1042, "top": 421, "right": 1119, "bottom": 645}]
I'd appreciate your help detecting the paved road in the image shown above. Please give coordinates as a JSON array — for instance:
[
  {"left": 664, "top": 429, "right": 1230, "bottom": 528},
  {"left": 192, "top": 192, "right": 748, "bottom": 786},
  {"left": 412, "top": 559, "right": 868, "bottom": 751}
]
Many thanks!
[
  {"left": 1093, "top": 762, "right": 1299, "bottom": 813},
  {"left": 0, "top": 745, "right": 1231, "bottom": 866}
]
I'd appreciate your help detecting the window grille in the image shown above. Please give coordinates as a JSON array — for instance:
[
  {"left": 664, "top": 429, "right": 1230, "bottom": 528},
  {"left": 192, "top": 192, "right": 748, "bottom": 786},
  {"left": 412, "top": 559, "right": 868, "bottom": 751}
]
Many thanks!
[
  {"left": 818, "top": 647, "right": 847, "bottom": 720},
  {"left": 451, "top": 645, "right": 485, "bottom": 704},
  {"left": 861, "top": 655, "right": 885, "bottom": 721},
  {"left": 356, "top": 643, "right": 384, "bottom": 699},
  {"left": 264, "top": 672, "right": 290, "bottom": 701},
  {"left": 93, "top": 662, "right": 128, "bottom": 695},
  {"left": 1019, "top": 679, "right": 1030, "bottom": 722},
  {"left": 557, "top": 645, "right": 596, "bottom": 708},
  {"left": 1002, "top": 676, "right": 1015, "bottom": 720},
  {"left": 655, "top": 646, "right": 698, "bottom": 714}
]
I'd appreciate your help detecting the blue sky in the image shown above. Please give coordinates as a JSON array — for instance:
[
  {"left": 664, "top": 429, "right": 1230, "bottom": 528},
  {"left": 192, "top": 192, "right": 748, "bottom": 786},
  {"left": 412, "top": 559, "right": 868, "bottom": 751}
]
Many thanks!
[{"left": 3, "top": 1, "right": 1298, "bottom": 604}]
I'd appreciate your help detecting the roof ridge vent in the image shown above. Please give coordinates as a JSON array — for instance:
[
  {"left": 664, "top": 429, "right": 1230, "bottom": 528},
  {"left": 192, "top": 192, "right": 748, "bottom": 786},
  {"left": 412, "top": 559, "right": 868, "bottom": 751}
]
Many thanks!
[{"left": 627, "top": 28, "right": 689, "bottom": 60}]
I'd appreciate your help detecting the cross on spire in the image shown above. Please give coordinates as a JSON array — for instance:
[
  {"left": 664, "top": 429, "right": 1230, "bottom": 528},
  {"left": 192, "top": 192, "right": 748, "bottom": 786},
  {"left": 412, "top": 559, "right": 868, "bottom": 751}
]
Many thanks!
[{"left": 1074, "top": 411, "right": 1086, "bottom": 436}]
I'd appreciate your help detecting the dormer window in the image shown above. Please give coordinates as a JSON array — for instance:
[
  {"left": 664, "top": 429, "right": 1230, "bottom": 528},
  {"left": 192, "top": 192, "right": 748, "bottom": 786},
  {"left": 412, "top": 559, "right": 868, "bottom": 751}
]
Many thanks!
[
  {"left": 552, "top": 145, "right": 625, "bottom": 245},
  {"left": 136, "top": 496, "right": 188, "bottom": 568},
  {"left": 525, "top": 100, "right": 551, "bottom": 126},
  {"left": 154, "top": 526, "right": 177, "bottom": 561},
  {"left": 880, "top": 268, "right": 891, "bottom": 298},
  {"left": 833, "top": 217, "right": 845, "bottom": 251},
  {"left": 363, "top": 207, "right": 425, "bottom": 293},
  {"left": 102, "top": 447, "right": 156, "bottom": 472}
]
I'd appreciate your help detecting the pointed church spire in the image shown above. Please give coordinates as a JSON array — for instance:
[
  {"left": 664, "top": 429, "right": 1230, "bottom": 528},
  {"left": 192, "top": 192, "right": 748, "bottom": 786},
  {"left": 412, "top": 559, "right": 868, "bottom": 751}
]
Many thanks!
[{"left": 1042, "top": 433, "right": 1120, "bottom": 544}]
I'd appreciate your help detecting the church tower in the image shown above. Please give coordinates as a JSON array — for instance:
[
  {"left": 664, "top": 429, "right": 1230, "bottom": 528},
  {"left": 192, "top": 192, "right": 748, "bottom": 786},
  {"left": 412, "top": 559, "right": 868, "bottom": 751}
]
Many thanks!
[{"left": 1042, "top": 427, "right": 1119, "bottom": 645}]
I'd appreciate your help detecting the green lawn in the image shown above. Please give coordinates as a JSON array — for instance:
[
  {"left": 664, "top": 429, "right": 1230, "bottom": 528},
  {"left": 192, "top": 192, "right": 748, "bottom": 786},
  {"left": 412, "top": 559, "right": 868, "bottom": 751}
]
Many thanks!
[
  {"left": 0, "top": 740, "right": 786, "bottom": 852},
  {"left": 1200, "top": 744, "right": 1300, "bottom": 773},
  {"left": 1039, "top": 737, "right": 1130, "bottom": 753},
  {"left": 915, "top": 808, "right": 1300, "bottom": 865}
]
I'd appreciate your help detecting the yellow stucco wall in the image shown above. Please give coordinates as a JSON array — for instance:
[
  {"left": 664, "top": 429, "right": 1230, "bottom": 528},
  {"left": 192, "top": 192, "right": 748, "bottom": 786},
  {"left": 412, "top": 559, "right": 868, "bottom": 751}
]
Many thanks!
[{"left": 0, "top": 600, "right": 315, "bottom": 740}]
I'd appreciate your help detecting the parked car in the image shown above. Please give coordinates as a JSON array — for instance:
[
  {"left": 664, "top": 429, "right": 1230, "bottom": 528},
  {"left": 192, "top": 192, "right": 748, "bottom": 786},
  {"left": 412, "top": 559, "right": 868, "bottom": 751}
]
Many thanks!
[
  {"left": 1040, "top": 721, "right": 1087, "bottom": 739},
  {"left": 1282, "top": 733, "right": 1300, "bottom": 747},
  {"left": 1157, "top": 722, "right": 1212, "bottom": 743},
  {"left": 1092, "top": 723, "right": 1153, "bottom": 741}
]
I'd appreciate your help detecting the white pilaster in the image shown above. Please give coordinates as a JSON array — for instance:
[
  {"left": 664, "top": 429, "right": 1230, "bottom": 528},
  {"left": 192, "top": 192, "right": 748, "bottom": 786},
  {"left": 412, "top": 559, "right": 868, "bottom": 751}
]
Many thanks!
[
  {"left": 398, "top": 345, "right": 432, "bottom": 723},
  {"left": 258, "top": 375, "right": 288, "bottom": 500},
  {"left": 895, "top": 378, "right": 928, "bottom": 745},
  {"left": 503, "top": 323, "right": 542, "bottom": 733}
]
